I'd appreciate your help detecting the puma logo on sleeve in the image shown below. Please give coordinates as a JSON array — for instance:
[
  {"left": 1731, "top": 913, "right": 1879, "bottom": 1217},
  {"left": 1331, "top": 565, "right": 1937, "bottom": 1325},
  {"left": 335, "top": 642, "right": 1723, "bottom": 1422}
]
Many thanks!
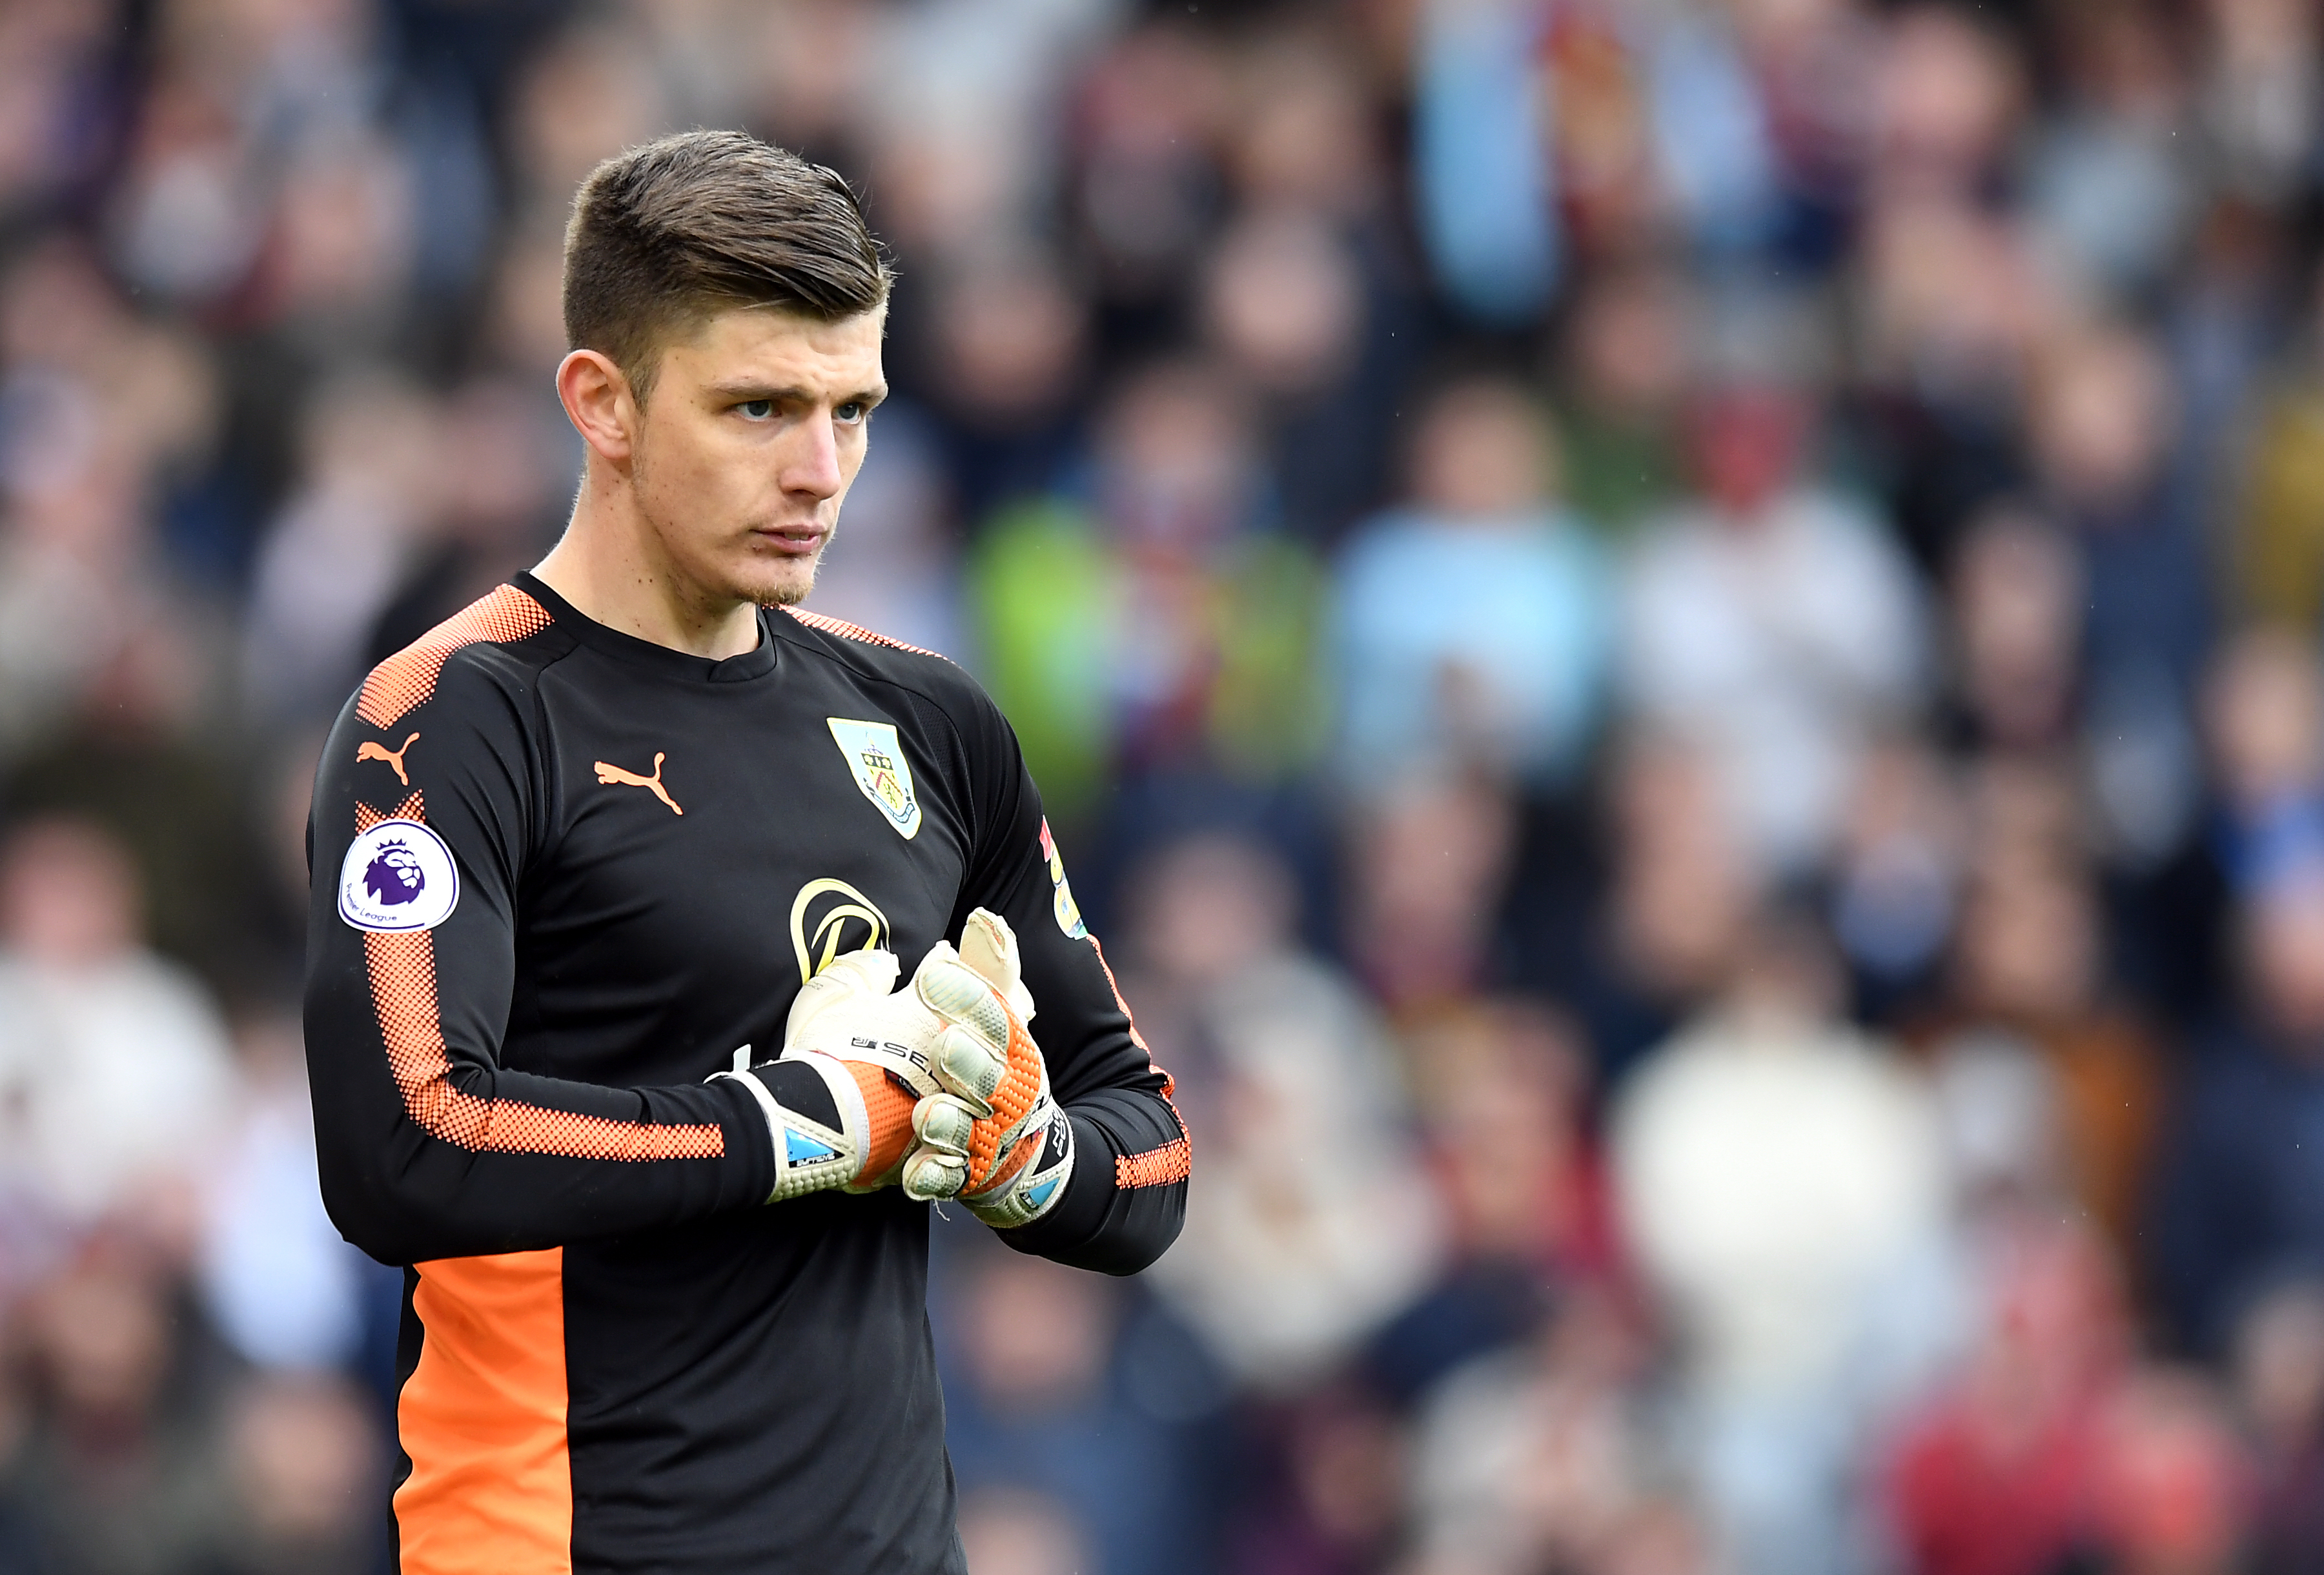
[
  {"left": 595, "top": 752, "right": 684, "bottom": 816},
  {"left": 357, "top": 733, "right": 421, "bottom": 786}
]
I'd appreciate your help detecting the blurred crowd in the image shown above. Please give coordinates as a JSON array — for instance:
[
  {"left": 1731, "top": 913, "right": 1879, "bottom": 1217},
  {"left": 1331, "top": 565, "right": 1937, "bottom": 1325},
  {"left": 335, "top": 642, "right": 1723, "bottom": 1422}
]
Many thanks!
[{"left": 13, "top": 0, "right": 2324, "bottom": 1572}]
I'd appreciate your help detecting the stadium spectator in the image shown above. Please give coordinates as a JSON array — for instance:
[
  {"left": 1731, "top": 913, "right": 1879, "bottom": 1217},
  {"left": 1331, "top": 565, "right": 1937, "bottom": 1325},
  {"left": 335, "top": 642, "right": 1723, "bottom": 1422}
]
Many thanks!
[
  {"left": 0, "top": 1245, "right": 231, "bottom": 1575},
  {"left": 0, "top": 818, "right": 233, "bottom": 1232},
  {"left": 2205, "top": 626, "right": 2324, "bottom": 897},
  {"left": 1885, "top": 1215, "right": 2130, "bottom": 1575},
  {"left": 2152, "top": 868, "right": 2324, "bottom": 1356},
  {"left": 939, "top": 1245, "right": 1210, "bottom": 1575},
  {"left": 1916, "top": 852, "right": 2163, "bottom": 1263},
  {"left": 1332, "top": 376, "right": 1612, "bottom": 792},
  {"left": 2233, "top": 1275, "right": 2324, "bottom": 1572},
  {"left": 967, "top": 359, "right": 1328, "bottom": 824},
  {"left": 1551, "top": 265, "right": 1691, "bottom": 540},
  {"left": 1941, "top": 507, "right": 2084, "bottom": 760},
  {"left": 1615, "top": 912, "right": 1957, "bottom": 1575},
  {"left": 1371, "top": 1002, "right": 1612, "bottom": 1403},
  {"left": 1619, "top": 381, "right": 1930, "bottom": 879},
  {"left": 1130, "top": 833, "right": 1439, "bottom": 1389}
]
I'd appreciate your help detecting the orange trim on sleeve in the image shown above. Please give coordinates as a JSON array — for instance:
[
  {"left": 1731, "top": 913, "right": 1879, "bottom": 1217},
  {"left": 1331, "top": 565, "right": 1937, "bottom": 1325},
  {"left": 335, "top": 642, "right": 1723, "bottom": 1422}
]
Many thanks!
[
  {"left": 360, "top": 585, "right": 552, "bottom": 730},
  {"left": 396, "top": 1250, "right": 572, "bottom": 1575},
  {"left": 362, "top": 929, "right": 724, "bottom": 1161},
  {"left": 352, "top": 797, "right": 723, "bottom": 1163},
  {"left": 1085, "top": 939, "right": 1189, "bottom": 1188},
  {"left": 1116, "top": 1130, "right": 1192, "bottom": 1190},
  {"left": 781, "top": 605, "right": 943, "bottom": 658},
  {"left": 356, "top": 794, "right": 427, "bottom": 833},
  {"left": 1088, "top": 937, "right": 1150, "bottom": 1054}
]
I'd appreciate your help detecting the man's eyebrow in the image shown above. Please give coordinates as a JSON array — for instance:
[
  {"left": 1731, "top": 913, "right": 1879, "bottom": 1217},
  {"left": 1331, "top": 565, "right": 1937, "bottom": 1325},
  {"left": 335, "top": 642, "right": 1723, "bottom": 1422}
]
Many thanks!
[
  {"left": 706, "top": 380, "right": 890, "bottom": 406},
  {"left": 706, "top": 380, "right": 811, "bottom": 402}
]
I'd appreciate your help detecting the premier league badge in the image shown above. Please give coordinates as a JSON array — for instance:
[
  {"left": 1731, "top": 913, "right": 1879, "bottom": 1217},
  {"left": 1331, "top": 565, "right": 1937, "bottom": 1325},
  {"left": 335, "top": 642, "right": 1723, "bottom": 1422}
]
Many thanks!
[
  {"left": 338, "top": 818, "right": 461, "bottom": 931},
  {"left": 826, "top": 717, "right": 922, "bottom": 840}
]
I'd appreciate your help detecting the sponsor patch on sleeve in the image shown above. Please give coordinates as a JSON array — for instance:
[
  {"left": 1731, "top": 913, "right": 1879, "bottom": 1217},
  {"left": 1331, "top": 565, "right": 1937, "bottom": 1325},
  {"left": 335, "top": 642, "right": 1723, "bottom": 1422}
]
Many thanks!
[
  {"left": 1038, "top": 818, "right": 1088, "bottom": 939},
  {"left": 338, "top": 818, "right": 460, "bottom": 933}
]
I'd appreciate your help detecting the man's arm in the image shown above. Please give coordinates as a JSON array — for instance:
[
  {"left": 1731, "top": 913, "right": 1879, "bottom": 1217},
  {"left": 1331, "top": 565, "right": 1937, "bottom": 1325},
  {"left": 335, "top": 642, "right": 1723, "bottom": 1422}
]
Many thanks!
[
  {"left": 304, "top": 647, "right": 773, "bottom": 1266},
  {"left": 948, "top": 705, "right": 1187, "bottom": 1276}
]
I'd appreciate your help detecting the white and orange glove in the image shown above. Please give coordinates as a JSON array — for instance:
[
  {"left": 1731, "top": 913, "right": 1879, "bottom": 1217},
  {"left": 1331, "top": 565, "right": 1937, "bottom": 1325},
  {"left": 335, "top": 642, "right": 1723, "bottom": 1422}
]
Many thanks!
[
  {"left": 899, "top": 909, "right": 1075, "bottom": 1228},
  {"left": 715, "top": 946, "right": 921, "bottom": 1201},
  {"left": 728, "top": 909, "right": 1073, "bottom": 1225}
]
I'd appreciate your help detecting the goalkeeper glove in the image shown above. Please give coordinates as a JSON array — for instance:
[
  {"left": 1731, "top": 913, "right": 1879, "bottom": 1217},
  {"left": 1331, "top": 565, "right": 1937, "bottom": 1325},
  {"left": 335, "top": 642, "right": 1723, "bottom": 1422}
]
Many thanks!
[
  {"left": 714, "top": 948, "right": 934, "bottom": 1201},
  {"left": 727, "top": 911, "right": 1076, "bottom": 1226},
  {"left": 901, "top": 909, "right": 1075, "bottom": 1230}
]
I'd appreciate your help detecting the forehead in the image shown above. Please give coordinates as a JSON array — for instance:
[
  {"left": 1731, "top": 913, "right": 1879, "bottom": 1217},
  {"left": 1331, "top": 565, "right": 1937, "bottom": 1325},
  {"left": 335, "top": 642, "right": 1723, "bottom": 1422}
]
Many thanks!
[{"left": 660, "top": 303, "right": 886, "bottom": 391}]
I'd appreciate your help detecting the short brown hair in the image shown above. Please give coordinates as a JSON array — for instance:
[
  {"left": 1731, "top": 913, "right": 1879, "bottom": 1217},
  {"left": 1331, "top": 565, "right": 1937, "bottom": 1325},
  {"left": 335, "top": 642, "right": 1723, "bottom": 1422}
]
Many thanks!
[{"left": 562, "top": 130, "right": 891, "bottom": 401}]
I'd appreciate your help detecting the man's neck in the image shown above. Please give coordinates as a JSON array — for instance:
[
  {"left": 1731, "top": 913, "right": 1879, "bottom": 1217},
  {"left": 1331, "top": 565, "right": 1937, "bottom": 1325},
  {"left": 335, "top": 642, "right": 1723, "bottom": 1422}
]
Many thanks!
[{"left": 533, "top": 473, "right": 762, "bottom": 661}]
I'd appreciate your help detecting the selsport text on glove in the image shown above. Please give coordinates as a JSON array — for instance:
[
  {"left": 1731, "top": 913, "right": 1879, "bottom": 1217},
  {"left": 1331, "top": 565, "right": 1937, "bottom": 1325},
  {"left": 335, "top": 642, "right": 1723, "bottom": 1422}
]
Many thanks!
[{"left": 711, "top": 948, "right": 937, "bottom": 1201}]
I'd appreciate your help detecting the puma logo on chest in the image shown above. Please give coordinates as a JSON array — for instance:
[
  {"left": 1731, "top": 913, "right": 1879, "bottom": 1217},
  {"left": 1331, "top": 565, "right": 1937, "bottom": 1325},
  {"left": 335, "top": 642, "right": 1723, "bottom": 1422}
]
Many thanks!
[{"left": 595, "top": 752, "right": 683, "bottom": 815}]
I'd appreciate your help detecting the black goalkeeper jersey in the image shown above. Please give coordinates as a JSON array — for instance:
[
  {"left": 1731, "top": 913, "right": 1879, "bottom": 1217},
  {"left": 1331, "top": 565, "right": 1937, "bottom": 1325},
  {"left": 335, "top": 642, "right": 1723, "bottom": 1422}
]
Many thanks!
[{"left": 303, "top": 573, "right": 1187, "bottom": 1575}]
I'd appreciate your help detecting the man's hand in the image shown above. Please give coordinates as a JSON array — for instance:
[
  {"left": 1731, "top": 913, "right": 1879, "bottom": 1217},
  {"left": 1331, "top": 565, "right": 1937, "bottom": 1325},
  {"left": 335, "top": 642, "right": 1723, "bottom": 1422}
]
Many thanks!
[
  {"left": 901, "top": 909, "right": 1075, "bottom": 1229},
  {"left": 715, "top": 948, "right": 939, "bottom": 1201},
  {"left": 719, "top": 912, "right": 1074, "bottom": 1224}
]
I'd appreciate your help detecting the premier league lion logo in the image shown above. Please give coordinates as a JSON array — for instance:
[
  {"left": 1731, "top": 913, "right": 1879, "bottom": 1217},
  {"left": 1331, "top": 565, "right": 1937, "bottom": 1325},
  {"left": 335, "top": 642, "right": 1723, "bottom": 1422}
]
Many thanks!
[
  {"left": 340, "top": 819, "right": 456, "bottom": 932},
  {"left": 363, "top": 840, "right": 426, "bottom": 907}
]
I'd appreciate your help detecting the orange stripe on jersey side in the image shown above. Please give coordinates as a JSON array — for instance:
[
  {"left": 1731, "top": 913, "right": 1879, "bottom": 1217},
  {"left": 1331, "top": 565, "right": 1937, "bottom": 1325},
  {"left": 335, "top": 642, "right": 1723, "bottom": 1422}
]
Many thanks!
[
  {"left": 1089, "top": 937, "right": 1151, "bottom": 1055},
  {"left": 781, "top": 605, "right": 943, "bottom": 658},
  {"left": 353, "top": 801, "right": 724, "bottom": 1161},
  {"left": 360, "top": 585, "right": 552, "bottom": 729},
  {"left": 396, "top": 1250, "right": 571, "bottom": 1575},
  {"left": 1088, "top": 935, "right": 1191, "bottom": 1189}
]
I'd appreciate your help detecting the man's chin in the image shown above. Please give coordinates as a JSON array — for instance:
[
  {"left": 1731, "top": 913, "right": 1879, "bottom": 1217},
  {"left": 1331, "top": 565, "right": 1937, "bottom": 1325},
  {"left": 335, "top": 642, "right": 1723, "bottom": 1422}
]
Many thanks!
[{"left": 723, "top": 555, "right": 819, "bottom": 609}]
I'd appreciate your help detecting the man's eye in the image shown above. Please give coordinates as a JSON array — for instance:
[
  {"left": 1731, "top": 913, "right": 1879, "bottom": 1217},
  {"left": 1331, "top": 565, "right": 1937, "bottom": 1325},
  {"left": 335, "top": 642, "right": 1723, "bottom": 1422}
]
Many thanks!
[
  {"left": 836, "top": 401, "right": 866, "bottom": 423},
  {"left": 738, "top": 399, "right": 775, "bottom": 420}
]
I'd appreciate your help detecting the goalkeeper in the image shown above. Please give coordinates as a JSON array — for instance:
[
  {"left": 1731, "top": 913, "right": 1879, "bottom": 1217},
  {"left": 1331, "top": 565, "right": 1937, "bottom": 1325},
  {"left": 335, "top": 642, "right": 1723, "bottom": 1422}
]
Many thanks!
[{"left": 303, "top": 130, "right": 1187, "bottom": 1575}]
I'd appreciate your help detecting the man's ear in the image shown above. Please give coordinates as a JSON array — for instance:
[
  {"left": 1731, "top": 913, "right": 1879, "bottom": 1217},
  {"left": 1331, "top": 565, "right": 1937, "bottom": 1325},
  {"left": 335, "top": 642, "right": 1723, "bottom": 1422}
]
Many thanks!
[{"left": 556, "top": 349, "right": 638, "bottom": 465}]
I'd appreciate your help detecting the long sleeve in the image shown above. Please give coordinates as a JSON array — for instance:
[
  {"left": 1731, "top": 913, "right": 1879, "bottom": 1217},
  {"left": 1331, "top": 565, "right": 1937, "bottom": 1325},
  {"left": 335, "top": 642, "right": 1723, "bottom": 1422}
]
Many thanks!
[
  {"left": 948, "top": 698, "right": 1188, "bottom": 1275},
  {"left": 304, "top": 644, "right": 773, "bottom": 1265}
]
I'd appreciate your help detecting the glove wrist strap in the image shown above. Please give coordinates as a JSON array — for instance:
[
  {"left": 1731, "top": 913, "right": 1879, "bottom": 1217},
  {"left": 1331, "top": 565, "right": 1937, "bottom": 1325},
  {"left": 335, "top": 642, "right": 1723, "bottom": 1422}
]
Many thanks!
[
  {"left": 964, "top": 1108, "right": 1075, "bottom": 1230},
  {"left": 715, "top": 1056, "right": 866, "bottom": 1202}
]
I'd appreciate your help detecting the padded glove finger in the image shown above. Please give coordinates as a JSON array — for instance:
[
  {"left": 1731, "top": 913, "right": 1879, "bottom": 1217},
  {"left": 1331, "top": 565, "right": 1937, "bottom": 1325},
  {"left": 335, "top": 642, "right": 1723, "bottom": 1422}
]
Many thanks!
[
  {"left": 899, "top": 1145, "right": 966, "bottom": 1202},
  {"left": 912, "top": 1093, "right": 977, "bottom": 1157},
  {"left": 956, "top": 906, "right": 1035, "bottom": 1024},
  {"left": 913, "top": 955, "right": 1047, "bottom": 1192},
  {"left": 898, "top": 1093, "right": 978, "bottom": 1201},
  {"left": 904, "top": 910, "right": 1070, "bottom": 1226}
]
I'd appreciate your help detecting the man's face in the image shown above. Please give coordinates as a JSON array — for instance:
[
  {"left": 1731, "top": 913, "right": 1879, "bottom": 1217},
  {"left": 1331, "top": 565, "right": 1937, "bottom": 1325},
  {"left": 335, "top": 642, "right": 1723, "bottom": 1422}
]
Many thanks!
[{"left": 630, "top": 304, "right": 886, "bottom": 608}]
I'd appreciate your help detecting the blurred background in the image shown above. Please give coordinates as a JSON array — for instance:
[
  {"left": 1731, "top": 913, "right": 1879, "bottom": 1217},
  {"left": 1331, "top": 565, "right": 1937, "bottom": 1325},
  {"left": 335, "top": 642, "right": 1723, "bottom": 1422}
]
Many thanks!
[{"left": 13, "top": 0, "right": 2324, "bottom": 1571}]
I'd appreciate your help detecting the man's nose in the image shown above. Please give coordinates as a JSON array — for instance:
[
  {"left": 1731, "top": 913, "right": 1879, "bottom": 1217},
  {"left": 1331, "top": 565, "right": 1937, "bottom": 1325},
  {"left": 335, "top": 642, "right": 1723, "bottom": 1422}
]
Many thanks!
[{"left": 781, "top": 414, "right": 845, "bottom": 500}]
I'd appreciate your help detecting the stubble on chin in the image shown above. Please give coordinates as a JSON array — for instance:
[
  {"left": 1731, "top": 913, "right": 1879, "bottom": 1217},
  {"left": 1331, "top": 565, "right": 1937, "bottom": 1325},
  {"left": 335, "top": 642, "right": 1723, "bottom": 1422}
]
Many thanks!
[
  {"left": 636, "top": 485, "right": 824, "bottom": 610},
  {"left": 737, "top": 532, "right": 824, "bottom": 607},
  {"left": 758, "top": 562, "right": 815, "bottom": 607}
]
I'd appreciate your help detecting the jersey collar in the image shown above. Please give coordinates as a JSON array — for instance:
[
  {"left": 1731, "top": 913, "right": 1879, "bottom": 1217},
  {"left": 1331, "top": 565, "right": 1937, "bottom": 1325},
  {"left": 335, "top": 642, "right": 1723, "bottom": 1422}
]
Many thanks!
[{"left": 513, "top": 573, "right": 780, "bottom": 684}]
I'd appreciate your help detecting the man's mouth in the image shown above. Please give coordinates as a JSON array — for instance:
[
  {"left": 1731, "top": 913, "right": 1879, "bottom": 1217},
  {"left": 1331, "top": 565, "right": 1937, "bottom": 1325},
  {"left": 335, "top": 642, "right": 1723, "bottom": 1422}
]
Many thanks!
[{"left": 752, "top": 523, "right": 828, "bottom": 558}]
